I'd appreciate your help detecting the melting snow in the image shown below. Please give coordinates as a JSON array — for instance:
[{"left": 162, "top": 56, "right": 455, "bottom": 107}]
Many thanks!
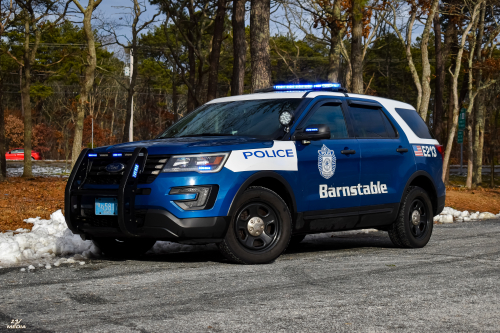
[
  {"left": 7, "top": 165, "right": 69, "bottom": 177},
  {"left": 433, "top": 207, "right": 500, "bottom": 223},
  {"left": 0, "top": 206, "right": 499, "bottom": 269}
]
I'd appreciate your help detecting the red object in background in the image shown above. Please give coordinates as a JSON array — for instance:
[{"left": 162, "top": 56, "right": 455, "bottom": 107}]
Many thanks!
[{"left": 5, "top": 148, "right": 41, "bottom": 161}]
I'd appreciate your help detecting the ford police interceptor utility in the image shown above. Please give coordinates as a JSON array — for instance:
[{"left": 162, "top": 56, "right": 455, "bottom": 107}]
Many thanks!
[{"left": 65, "top": 83, "right": 445, "bottom": 264}]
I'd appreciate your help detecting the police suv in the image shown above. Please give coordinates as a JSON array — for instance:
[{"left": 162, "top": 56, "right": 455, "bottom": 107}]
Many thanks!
[{"left": 65, "top": 83, "right": 445, "bottom": 264}]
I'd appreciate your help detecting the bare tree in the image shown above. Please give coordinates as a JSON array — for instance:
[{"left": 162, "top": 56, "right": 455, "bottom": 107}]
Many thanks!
[
  {"left": 0, "top": 0, "right": 15, "bottom": 181},
  {"left": 71, "top": 0, "right": 103, "bottom": 166},
  {"left": 106, "top": 0, "right": 160, "bottom": 142},
  {"left": 5, "top": 0, "right": 69, "bottom": 177},
  {"left": 384, "top": 0, "right": 439, "bottom": 120},
  {"left": 442, "top": 0, "right": 484, "bottom": 182}
]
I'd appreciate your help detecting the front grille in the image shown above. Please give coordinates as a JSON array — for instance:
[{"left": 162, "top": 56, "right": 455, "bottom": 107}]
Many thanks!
[
  {"left": 78, "top": 208, "right": 119, "bottom": 228},
  {"left": 139, "top": 155, "right": 169, "bottom": 184},
  {"left": 85, "top": 153, "right": 168, "bottom": 185},
  {"left": 78, "top": 208, "right": 148, "bottom": 228}
]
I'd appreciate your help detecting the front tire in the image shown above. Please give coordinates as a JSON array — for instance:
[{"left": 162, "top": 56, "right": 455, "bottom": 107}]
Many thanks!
[
  {"left": 218, "top": 186, "right": 292, "bottom": 264},
  {"left": 92, "top": 237, "right": 156, "bottom": 258},
  {"left": 389, "top": 186, "right": 433, "bottom": 248}
]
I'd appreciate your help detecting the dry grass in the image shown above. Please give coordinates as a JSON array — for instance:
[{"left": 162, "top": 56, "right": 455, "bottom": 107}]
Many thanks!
[
  {"left": 0, "top": 177, "right": 498, "bottom": 233},
  {"left": 445, "top": 186, "right": 500, "bottom": 214},
  {"left": 0, "top": 177, "right": 67, "bottom": 232}
]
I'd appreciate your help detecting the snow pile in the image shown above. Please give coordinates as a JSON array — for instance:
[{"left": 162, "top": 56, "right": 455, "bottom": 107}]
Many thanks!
[
  {"left": 7, "top": 165, "right": 69, "bottom": 177},
  {"left": 433, "top": 207, "right": 500, "bottom": 223},
  {"left": 0, "top": 210, "right": 99, "bottom": 266}
]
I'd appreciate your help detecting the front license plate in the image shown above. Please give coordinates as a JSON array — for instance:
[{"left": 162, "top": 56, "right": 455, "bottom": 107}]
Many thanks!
[{"left": 95, "top": 198, "right": 118, "bottom": 216}]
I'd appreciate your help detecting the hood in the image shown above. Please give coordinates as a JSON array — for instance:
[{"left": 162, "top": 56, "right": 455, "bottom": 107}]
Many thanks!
[{"left": 93, "top": 136, "right": 275, "bottom": 155}]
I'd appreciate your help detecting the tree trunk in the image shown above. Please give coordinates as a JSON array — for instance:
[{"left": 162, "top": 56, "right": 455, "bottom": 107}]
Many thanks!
[
  {"left": 0, "top": 79, "right": 6, "bottom": 181},
  {"left": 21, "top": 20, "right": 33, "bottom": 178},
  {"left": 472, "top": 2, "right": 486, "bottom": 187},
  {"left": 327, "top": 0, "right": 342, "bottom": 83},
  {"left": 231, "top": 0, "right": 246, "bottom": 96},
  {"left": 172, "top": 62, "right": 179, "bottom": 122},
  {"left": 250, "top": 0, "right": 271, "bottom": 91},
  {"left": 207, "top": 0, "right": 227, "bottom": 101},
  {"left": 442, "top": 4, "right": 480, "bottom": 182},
  {"left": 187, "top": 38, "right": 196, "bottom": 113},
  {"left": 418, "top": 0, "right": 439, "bottom": 121},
  {"left": 350, "top": 0, "right": 363, "bottom": 94},
  {"left": 71, "top": 3, "right": 99, "bottom": 167},
  {"left": 433, "top": 10, "right": 445, "bottom": 142},
  {"left": 491, "top": 109, "right": 499, "bottom": 188}
]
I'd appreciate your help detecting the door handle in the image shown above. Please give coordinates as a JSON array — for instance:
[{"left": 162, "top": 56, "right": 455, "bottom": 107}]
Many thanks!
[
  {"left": 341, "top": 150, "right": 356, "bottom": 155},
  {"left": 396, "top": 148, "right": 409, "bottom": 153}
]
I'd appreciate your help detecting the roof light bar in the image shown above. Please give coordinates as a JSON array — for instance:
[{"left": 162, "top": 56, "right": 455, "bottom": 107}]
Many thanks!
[{"left": 273, "top": 83, "right": 341, "bottom": 90}]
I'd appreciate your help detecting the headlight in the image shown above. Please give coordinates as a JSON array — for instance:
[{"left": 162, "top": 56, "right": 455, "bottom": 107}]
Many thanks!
[{"left": 161, "top": 152, "right": 229, "bottom": 173}]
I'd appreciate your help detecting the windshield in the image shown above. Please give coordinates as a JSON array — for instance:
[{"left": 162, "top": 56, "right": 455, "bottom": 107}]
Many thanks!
[{"left": 157, "top": 99, "right": 303, "bottom": 139}]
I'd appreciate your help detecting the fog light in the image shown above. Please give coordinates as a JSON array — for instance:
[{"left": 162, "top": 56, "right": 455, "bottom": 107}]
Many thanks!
[{"left": 169, "top": 186, "right": 213, "bottom": 210}]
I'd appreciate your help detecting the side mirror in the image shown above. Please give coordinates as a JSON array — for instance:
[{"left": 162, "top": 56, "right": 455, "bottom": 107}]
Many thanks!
[{"left": 292, "top": 124, "right": 331, "bottom": 141}]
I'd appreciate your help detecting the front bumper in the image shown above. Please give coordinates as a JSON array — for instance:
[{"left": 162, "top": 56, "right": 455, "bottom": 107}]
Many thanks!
[
  {"left": 436, "top": 194, "right": 445, "bottom": 216},
  {"left": 78, "top": 208, "right": 230, "bottom": 242},
  {"left": 65, "top": 148, "right": 231, "bottom": 242}
]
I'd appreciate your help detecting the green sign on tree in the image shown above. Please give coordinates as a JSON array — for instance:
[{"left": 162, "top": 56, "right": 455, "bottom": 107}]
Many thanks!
[
  {"left": 458, "top": 108, "right": 466, "bottom": 129},
  {"left": 457, "top": 130, "right": 464, "bottom": 144}
]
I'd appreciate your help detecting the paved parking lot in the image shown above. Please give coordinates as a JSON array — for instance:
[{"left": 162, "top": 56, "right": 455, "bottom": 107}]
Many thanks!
[{"left": 1, "top": 220, "right": 500, "bottom": 332}]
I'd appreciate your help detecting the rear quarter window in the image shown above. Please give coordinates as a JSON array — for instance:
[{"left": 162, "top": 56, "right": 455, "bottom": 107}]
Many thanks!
[{"left": 394, "top": 108, "right": 434, "bottom": 139}]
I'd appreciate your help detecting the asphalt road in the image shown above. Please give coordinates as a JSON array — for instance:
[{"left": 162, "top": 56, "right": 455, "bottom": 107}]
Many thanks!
[{"left": 1, "top": 220, "right": 500, "bottom": 333}]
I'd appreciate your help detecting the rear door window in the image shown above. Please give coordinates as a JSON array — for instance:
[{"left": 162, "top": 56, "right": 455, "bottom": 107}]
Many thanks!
[
  {"left": 349, "top": 106, "right": 397, "bottom": 138},
  {"left": 395, "top": 108, "right": 434, "bottom": 139}
]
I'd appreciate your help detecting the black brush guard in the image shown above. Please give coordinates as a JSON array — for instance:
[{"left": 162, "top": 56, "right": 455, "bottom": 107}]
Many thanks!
[{"left": 65, "top": 147, "right": 148, "bottom": 237}]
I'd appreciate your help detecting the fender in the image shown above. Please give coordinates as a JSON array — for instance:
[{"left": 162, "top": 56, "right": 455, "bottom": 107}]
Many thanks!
[
  {"left": 400, "top": 170, "right": 439, "bottom": 213},
  {"left": 227, "top": 171, "right": 297, "bottom": 217}
]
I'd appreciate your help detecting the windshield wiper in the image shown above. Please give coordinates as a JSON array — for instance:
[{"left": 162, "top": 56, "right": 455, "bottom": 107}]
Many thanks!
[{"left": 178, "top": 133, "right": 234, "bottom": 138}]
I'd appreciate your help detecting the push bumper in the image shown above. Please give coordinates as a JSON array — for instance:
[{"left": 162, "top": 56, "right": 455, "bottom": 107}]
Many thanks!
[{"left": 65, "top": 148, "right": 230, "bottom": 243}]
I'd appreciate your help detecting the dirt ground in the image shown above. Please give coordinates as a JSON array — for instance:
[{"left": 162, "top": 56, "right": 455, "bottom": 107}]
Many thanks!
[{"left": 0, "top": 177, "right": 499, "bottom": 232}]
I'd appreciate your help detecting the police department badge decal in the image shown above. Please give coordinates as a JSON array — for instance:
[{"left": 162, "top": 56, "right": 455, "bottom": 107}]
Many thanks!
[{"left": 318, "top": 144, "right": 336, "bottom": 179}]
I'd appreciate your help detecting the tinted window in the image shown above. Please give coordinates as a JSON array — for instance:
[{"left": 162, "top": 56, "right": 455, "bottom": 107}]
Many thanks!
[
  {"left": 303, "top": 103, "right": 349, "bottom": 139},
  {"left": 349, "top": 106, "right": 396, "bottom": 138},
  {"left": 395, "top": 108, "right": 434, "bottom": 139},
  {"left": 158, "top": 99, "right": 302, "bottom": 140},
  {"left": 11, "top": 149, "right": 22, "bottom": 153}
]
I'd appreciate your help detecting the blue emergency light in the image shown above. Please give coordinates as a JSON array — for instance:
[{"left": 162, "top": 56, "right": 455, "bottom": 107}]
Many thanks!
[
  {"left": 88, "top": 153, "right": 97, "bottom": 157},
  {"left": 132, "top": 164, "right": 139, "bottom": 178},
  {"left": 273, "top": 83, "right": 341, "bottom": 90},
  {"left": 113, "top": 153, "right": 122, "bottom": 157}
]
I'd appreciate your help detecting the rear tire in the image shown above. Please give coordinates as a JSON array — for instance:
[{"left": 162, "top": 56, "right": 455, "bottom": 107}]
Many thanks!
[
  {"left": 92, "top": 237, "right": 156, "bottom": 258},
  {"left": 389, "top": 186, "right": 433, "bottom": 248},
  {"left": 218, "top": 186, "right": 292, "bottom": 264}
]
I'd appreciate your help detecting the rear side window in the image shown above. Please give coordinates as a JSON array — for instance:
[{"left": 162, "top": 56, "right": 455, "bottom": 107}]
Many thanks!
[
  {"left": 395, "top": 108, "right": 434, "bottom": 139},
  {"left": 349, "top": 106, "right": 397, "bottom": 138}
]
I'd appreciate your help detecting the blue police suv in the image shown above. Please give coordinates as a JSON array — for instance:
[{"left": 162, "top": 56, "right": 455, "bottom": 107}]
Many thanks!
[{"left": 65, "top": 83, "right": 445, "bottom": 264}]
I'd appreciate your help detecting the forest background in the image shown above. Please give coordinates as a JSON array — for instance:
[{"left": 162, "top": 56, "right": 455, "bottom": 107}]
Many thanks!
[{"left": 0, "top": 0, "right": 499, "bottom": 189}]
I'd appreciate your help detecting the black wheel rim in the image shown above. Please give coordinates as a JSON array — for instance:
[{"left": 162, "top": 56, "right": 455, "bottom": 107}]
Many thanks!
[
  {"left": 408, "top": 198, "right": 429, "bottom": 239},
  {"left": 235, "top": 201, "right": 281, "bottom": 253}
]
